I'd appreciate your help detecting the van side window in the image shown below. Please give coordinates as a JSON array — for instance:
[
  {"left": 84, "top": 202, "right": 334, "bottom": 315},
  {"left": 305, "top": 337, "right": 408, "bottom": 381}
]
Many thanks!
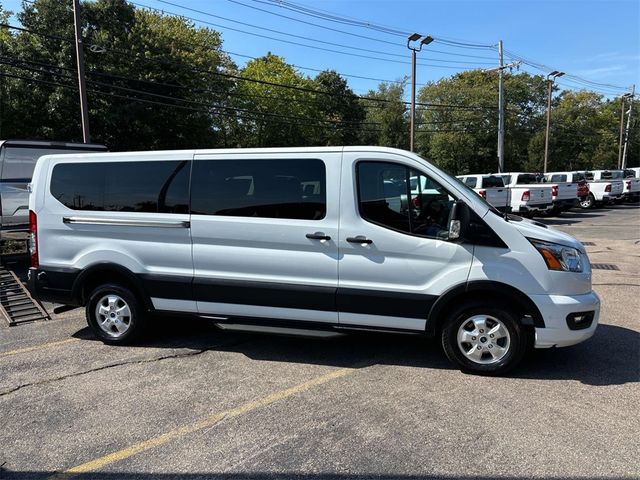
[
  {"left": 550, "top": 174, "right": 567, "bottom": 182},
  {"left": 191, "top": 159, "right": 326, "bottom": 220},
  {"left": 50, "top": 161, "right": 190, "bottom": 213},
  {"left": 464, "top": 177, "right": 477, "bottom": 188},
  {"left": 357, "top": 161, "right": 454, "bottom": 239}
]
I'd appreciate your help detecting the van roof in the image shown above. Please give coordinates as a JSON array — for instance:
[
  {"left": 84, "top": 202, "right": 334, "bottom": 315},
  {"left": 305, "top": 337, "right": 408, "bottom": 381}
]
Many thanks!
[
  {"left": 35, "top": 145, "right": 424, "bottom": 161},
  {"left": 0, "top": 139, "right": 107, "bottom": 150}
]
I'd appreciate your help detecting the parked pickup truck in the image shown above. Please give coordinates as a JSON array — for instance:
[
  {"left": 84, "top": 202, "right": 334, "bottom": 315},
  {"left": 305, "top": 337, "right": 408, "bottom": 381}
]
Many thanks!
[
  {"left": 547, "top": 171, "right": 591, "bottom": 209},
  {"left": 622, "top": 169, "right": 640, "bottom": 202},
  {"left": 456, "top": 174, "right": 510, "bottom": 211},
  {"left": 543, "top": 173, "right": 579, "bottom": 214},
  {"left": 496, "top": 172, "right": 553, "bottom": 216},
  {"left": 580, "top": 170, "right": 624, "bottom": 208}
]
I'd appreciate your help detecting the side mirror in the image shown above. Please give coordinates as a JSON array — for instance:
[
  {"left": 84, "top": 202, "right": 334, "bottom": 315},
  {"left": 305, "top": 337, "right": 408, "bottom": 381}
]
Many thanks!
[{"left": 449, "top": 200, "right": 470, "bottom": 241}]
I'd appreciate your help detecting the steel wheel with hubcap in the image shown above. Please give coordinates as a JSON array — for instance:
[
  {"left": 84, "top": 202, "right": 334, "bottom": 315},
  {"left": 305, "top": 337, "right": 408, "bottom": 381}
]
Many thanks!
[
  {"left": 86, "top": 283, "right": 146, "bottom": 344},
  {"left": 442, "top": 303, "right": 530, "bottom": 375}
]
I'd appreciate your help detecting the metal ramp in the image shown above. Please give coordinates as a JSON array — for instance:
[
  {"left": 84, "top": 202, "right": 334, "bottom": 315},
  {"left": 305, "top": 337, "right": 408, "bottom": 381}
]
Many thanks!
[{"left": 0, "top": 265, "right": 50, "bottom": 326}]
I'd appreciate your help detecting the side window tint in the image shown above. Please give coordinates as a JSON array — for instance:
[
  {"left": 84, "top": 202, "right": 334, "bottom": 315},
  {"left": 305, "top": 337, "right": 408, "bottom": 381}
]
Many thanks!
[
  {"left": 358, "top": 162, "right": 410, "bottom": 233},
  {"left": 357, "top": 161, "right": 455, "bottom": 239},
  {"left": 50, "top": 160, "right": 190, "bottom": 213},
  {"left": 191, "top": 159, "right": 326, "bottom": 220}
]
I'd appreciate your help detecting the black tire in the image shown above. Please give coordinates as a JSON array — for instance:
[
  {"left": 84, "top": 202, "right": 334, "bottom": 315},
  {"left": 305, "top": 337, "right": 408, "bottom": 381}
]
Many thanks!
[
  {"left": 580, "top": 193, "right": 595, "bottom": 209},
  {"left": 441, "top": 303, "right": 530, "bottom": 375},
  {"left": 86, "top": 283, "right": 146, "bottom": 344}
]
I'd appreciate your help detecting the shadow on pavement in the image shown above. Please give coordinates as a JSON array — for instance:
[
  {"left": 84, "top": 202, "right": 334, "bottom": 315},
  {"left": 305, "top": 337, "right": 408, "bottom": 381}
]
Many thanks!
[{"left": 72, "top": 317, "right": 639, "bottom": 387}]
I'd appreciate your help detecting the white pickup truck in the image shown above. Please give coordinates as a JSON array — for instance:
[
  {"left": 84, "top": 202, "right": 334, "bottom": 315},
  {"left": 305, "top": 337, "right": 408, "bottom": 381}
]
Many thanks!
[
  {"left": 623, "top": 169, "right": 640, "bottom": 202},
  {"left": 543, "top": 173, "right": 579, "bottom": 214},
  {"left": 456, "top": 174, "right": 510, "bottom": 211},
  {"left": 580, "top": 170, "right": 624, "bottom": 208},
  {"left": 497, "top": 172, "right": 553, "bottom": 216}
]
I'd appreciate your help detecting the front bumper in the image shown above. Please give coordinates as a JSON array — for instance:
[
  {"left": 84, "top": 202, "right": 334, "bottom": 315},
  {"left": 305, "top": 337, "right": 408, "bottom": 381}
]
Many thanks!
[{"left": 530, "top": 291, "right": 600, "bottom": 348}]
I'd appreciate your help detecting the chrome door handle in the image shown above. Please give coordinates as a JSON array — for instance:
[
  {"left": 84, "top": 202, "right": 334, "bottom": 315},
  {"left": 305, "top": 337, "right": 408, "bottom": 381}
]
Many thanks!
[
  {"left": 306, "top": 232, "right": 331, "bottom": 241},
  {"left": 346, "top": 236, "right": 373, "bottom": 244}
]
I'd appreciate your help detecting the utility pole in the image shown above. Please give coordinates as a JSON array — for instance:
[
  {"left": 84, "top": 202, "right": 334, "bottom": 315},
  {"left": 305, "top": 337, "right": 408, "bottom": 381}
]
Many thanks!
[
  {"left": 621, "top": 84, "right": 635, "bottom": 170},
  {"left": 407, "top": 33, "right": 433, "bottom": 152},
  {"left": 497, "top": 40, "right": 504, "bottom": 173},
  {"left": 72, "top": 0, "right": 90, "bottom": 143},
  {"left": 482, "top": 44, "right": 519, "bottom": 173},
  {"left": 617, "top": 95, "right": 628, "bottom": 169},
  {"left": 543, "top": 71, "right": 564, "bottom": 174}
]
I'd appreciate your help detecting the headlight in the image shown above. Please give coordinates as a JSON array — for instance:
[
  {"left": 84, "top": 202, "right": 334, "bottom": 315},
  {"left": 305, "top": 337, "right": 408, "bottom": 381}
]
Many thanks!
[{"left": 529, "top": 239, "right": 584, "bottom": 272}]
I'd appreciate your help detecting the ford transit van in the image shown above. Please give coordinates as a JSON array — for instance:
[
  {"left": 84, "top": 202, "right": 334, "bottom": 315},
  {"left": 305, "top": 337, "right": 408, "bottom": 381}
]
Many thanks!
[{"left": 27, "top": 147, "right": 600, "bottom": 374}]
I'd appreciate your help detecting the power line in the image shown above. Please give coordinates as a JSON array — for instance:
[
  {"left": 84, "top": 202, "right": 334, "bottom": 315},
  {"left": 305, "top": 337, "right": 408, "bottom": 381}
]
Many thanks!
[
  {"left": 132, "top": 0, "right": 492, "bottom": 69},
  {"left": 256, "top": 0, "right": 496, "bottom": 48},
  {"left": 217, "top": 0, "right": 497, "bottom": 60}
]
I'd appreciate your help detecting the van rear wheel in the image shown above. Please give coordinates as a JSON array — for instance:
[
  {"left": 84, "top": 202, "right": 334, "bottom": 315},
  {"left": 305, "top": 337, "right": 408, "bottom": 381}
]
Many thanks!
[
  {"left": 441, "top": 304, "right": 529, "bottom": 375},
  {"left": 86, "top": 284, "right": 146, "bottom": 344}
]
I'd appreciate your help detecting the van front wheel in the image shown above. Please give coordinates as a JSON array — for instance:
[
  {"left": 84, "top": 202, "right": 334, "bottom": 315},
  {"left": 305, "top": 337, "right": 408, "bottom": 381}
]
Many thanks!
[
  {"left": 441, "top": 304, "right": 528, "bottom": 375},
  {"left": 86, "top": 284, "right": 146, "bottom": 344}
]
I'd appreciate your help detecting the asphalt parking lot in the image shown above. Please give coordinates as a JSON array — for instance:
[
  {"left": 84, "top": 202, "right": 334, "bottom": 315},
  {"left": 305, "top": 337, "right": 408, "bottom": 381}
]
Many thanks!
[{"left": 0, "top": 204, "right": 638, "bottom": 480}]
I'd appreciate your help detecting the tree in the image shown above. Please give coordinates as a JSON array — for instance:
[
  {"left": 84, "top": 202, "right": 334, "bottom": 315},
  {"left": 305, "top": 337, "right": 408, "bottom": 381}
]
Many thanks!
[
  {"left": 234, "top": 53, "right": 321, "bottom": 147},
  {"left": 528, "top": 90, "right": 618, "bottom": 171},
  {"left": 416, "top": 70, "right": 549, "bottom": 175},
  {"left": 360, "top": 80, "right": 408, "bottom": 149},
  {"left": 311, "top": 70, "right": 365, "bottom": 146},
  {"left": 1, "top": 0, "right": 236, "bottom": 150}
]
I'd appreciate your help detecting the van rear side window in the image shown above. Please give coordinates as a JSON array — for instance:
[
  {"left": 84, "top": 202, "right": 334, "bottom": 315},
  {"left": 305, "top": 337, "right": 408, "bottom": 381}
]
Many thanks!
[
  {"left": 50, "top": 161, "right": 190, "bottom": 213},
  {"left": 190, "top": 159, "right": 326, "bottom": 220}
]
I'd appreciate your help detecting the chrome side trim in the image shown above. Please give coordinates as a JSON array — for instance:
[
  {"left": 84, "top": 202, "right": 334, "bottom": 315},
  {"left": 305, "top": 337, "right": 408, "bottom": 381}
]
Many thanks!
[{"left": 62, "top": 217, "right": 190, "bottom": 228}]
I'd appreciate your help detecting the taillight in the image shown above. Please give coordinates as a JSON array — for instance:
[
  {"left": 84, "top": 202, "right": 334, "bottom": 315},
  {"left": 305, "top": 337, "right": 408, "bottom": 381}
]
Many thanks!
[
  {"left": 551, "top": 185, "right": 558, "bottom": 197},
  {"left": 521, "top": 191, "right": 530, "bottom": 201},
  {"left": 478, "top": 189, "right": 486, "bottom": 199},
  {"left": 604, "top": 184, "right": 611, "bottom": 193},
  {"left": 29, "top": 210, "right": 38, "bottom": 268}
]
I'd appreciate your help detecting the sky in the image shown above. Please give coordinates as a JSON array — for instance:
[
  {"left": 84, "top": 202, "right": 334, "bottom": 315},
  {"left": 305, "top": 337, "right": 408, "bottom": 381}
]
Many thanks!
[{"left": 3, "top": 0, "right": 639, "bottom": 98}]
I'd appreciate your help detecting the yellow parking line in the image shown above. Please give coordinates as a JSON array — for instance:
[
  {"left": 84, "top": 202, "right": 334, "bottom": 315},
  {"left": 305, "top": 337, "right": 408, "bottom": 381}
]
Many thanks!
[
  {"left": 48, "top": 366, "right": 356, "bottom": 479},
  {"left": 0, "top": 338, "right": 80, "bottom": 357}
]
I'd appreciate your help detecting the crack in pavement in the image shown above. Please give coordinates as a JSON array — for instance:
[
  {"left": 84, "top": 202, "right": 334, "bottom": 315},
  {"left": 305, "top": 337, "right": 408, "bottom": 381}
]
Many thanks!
[{"left": 0, "top": 338, "right": 252, "bottom": 398}]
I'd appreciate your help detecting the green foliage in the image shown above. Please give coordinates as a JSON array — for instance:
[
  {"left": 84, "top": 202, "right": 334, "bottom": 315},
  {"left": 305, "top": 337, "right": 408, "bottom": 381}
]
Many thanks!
[
  {"left": 360, "top": 80, "right": 409, "bottom": 149},
  {"left": 1, "top": 0, "right": 235, "bottom": 150},
  {"left": 234, "top": 52, "right": 319, "bottom": 147},
  {"left": 0, "top": 0, "right": 637, "bottom": 171},
  {"left": 312, "top": 69, "right": 365, "bottom": 146}
]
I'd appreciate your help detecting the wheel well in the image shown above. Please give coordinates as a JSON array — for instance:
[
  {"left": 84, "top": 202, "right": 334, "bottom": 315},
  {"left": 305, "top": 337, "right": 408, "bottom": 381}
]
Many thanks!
[
  {"left": 426, "top": 283, "right": 543, "bottom": 338},
  {"left": 74, "top": 266, "right": 151, "bottom": 309}
]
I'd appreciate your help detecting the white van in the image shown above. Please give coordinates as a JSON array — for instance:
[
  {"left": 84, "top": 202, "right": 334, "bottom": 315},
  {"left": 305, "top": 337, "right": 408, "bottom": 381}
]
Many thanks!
[{"left": 28, "top": 147, "right": 600, "bottom": 374}]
